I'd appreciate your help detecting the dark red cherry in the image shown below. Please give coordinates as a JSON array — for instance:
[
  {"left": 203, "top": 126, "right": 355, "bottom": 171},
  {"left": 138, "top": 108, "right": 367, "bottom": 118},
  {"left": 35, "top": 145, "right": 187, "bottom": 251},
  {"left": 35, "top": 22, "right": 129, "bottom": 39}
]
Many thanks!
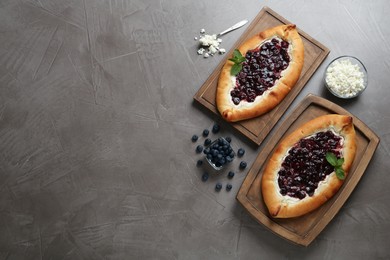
[
  {"left": 278, "top": 130, "right": 342, "bottom": 200},
  {"left": 230, "top": 38, "right": 290, "bottom": 105}
]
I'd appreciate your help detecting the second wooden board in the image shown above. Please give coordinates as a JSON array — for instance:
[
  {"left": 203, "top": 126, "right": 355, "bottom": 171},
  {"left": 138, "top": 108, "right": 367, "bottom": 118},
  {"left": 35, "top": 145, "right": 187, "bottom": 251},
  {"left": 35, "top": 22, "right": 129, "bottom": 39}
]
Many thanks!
[{"left": 236, "top": 94, "right": 380, "bottom": 246}]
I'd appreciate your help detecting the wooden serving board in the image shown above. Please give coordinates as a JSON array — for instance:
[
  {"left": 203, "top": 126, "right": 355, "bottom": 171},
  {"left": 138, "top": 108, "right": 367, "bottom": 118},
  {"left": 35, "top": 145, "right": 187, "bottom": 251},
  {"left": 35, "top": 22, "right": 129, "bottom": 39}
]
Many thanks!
[
  {"left": 236, "top": 94, "right": 380, "bottom": 246},
  {"left": 193, "top": 6, "right": 330, "bottom": 145}
]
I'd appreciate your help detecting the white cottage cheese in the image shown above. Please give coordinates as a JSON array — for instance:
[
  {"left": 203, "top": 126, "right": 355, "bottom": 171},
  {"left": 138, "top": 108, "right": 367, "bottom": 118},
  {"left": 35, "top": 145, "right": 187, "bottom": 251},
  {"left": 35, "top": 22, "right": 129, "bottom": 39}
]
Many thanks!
[
  {"left": 195, "top": 29, "right": 226, "bottom": 58},
  {"left": 325, "top": 59, "right": 365, "bottom": 98}
]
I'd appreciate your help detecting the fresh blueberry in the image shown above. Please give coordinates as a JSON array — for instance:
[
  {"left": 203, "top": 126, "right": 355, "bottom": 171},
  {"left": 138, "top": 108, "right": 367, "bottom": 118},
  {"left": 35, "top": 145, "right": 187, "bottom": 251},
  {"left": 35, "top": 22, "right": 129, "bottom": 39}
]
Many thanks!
[
  {"left": 204, "top": 147, "right": 210, "bottom": 154},
  {"left": 191, "top": 135, "right": 198, "bottom": 142},
  {"left": 226, "top": 156, "right": 233, "bottom": 163},
  {"left": 202, "top": 172, "right": 209, "bottom": 182},
  {"left": 203, "top": 129, "right": 209, "bottom": 137},
  {"left": 229, "top": 152, "right": 235, "bottom": 158},
  {"left": 239, "top": 161, "right": 247, "bottom": 169},
  {"left": 204, "top": 138, "right": 212, "bottom": 146},
  {"left": 207, "top": 153, "right": 213, "bottom": 159},
  {"left": 237, "top": 148, "right": 245, "bottom": 157},
  {"left": 212, "top": 123, "right": 220, "bottom": 133},
  {"left": 228, "top": 171, "right": 235, "bottom": 179},
  {"left": 197, "top": 160, "right": 203, "bottom": 167},
  {"left": 215, "top": 183, "right": 222, "bottom": 191},
  {"left": 219, "top": 158, "right": 226, "bottom": 165},
  {"left": 225, "top": 136, "right": 232, "bottom": 143},
  {"left": 226, "top": 184, "right": 233, "bottom": 191},
  {"left": 196, "top": 145, "right": 203, "bottom": 153}
]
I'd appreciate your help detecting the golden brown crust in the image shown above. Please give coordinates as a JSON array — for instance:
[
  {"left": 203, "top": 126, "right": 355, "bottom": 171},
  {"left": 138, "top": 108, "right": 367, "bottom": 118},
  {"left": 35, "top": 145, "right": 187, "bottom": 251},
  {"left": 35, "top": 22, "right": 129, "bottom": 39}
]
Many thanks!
[
  {"left": 261, "top": 114, "right": 357, "bottom": 218},
  {"left": 217, "top": 24, "right": 304, "bottom": 122}
]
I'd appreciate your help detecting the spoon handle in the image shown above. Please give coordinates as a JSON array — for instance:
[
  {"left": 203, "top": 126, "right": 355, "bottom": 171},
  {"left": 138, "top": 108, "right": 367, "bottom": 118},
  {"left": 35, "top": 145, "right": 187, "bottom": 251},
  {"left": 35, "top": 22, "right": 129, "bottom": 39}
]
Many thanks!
[{"left": 218, "top": 20, "right": 248, "bottom": 37}]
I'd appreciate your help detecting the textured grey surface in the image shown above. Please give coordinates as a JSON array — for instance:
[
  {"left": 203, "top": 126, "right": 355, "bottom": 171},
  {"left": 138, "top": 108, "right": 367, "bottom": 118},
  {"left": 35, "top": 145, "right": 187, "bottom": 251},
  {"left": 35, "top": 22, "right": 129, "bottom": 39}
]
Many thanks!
[{"left": 1, "top": 0, "right": 389, "bottom": 259}]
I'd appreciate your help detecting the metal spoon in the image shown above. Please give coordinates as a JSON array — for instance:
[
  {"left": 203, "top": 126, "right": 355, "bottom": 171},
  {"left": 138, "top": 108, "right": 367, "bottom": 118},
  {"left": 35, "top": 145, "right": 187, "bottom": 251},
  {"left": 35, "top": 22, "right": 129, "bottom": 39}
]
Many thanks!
[{"left": 217, "top": 20, "right": 248, "bottom": 37}]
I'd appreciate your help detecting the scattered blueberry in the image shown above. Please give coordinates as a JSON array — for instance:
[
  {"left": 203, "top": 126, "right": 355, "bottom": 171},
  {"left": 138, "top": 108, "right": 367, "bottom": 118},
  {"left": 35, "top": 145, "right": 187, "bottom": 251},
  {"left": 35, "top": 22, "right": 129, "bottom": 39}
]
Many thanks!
[
  {"left": 225, "top": 136, "right": 232, "bottom": 143},
  {"left": 237, "top": 148, "right": 245, "bottom": 157},
  {"left": 202, "top": 172, "right": 209, "bottom": 182},
  {"left": 203, "top": 129, "right": 209, "bottom": 137},
  {"left": 215, "top": 183, "right": 222, "bottom": 191},
  {"left": 197, "top": 159, "right": 203, "bottom": 167},
  {"left": 196, "top": 145, "right": 203, "bottom": 153},
  {"left": 204, "top": 138, "right": 212, "bottom": 146},
  {"left": 191, "top": 135, "right": 198, "bottom": 142},
  {"left": 228, "top": 171, "right": 235, "bottom": 179},
  {"left": 226, "top": 184, "right": 233, "bottom": 191},
  {"left": 212, "top": 123, "right": 220, "bottom": 133},
  {"left": 239, "top": 161, "right": 247, "bottom": 169}
]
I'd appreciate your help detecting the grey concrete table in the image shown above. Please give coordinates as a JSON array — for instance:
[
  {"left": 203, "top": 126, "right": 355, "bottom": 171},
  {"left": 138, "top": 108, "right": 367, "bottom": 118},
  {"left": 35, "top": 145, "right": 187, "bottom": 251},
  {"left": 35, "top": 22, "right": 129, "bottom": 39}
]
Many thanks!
[{"left": 1, "top": 0, "right": 389, "bottom": 259}]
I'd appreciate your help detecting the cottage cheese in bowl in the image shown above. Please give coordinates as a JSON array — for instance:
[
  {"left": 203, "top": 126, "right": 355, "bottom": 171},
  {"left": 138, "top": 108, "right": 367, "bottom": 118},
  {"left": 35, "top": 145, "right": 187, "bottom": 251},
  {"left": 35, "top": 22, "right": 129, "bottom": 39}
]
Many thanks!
[{"left": 325, "top": 56, "right": 367, "bottom": 98}]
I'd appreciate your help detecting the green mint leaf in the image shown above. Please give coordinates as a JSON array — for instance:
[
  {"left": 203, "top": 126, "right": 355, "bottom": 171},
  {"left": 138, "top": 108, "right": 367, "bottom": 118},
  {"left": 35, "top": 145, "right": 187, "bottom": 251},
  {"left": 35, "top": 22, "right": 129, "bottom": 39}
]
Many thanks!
[
  {"left": 229, "top": 50, "right": 245, "bottom": 64},
  {"left": 326, "top": 152, "right": 337, "bottom": 166},
  {"left": 229, "top": 49, "right": 246, "bottom": 75},
  {"left": 233, "top": 49, "right": 243, "bottom": 59},
  {"left": 336, "top": 158, "right": 344, "bottom": 167},
  {"left": 231, "top": 63, "right": 242, "bottom": 76},
  {"left": 335, "top": 167, "right": 345, "bottom": 180},
  {"left": 236, "top": 56, "right": 246, "bottom": 63},
  {"left": 228, "top": 56, "right": 245, "bottom": 65}
]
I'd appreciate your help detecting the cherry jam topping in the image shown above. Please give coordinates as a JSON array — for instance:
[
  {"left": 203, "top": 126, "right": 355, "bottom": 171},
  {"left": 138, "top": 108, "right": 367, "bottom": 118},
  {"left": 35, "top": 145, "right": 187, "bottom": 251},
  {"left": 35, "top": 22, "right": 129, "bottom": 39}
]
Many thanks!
[
  {"left": 231, "top": 38, "right": 290, "bottom": 105},
  {"left": 278, "top": 130, "right": 343, "bottom": 200}
]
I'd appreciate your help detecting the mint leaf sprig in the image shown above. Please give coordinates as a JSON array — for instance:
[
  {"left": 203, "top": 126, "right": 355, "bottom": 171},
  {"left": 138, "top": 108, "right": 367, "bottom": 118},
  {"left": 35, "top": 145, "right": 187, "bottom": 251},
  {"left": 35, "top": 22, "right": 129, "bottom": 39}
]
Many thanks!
[
  {"left": 229, "top": 49, "right": 246, "bottom": 76},
  {"left": 325, "top": 152, "right": 345, "bottom": 180}
]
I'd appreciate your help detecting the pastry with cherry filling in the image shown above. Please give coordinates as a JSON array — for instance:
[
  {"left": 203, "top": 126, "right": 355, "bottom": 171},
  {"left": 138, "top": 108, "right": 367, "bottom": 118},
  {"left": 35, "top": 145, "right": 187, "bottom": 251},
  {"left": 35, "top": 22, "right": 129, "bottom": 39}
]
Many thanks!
[
  {"left": 217, "top": 24, "right": 304, "bottom": 122},
  {"left": 261, "top": 114, "right": 356, "bottom": 218}
]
